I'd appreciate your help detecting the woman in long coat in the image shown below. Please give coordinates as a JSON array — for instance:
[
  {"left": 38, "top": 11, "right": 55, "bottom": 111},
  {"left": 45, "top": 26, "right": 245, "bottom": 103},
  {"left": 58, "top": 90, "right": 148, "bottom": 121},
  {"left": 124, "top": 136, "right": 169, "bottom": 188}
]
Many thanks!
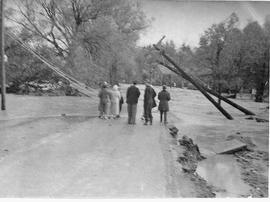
[
  {"left": 158, "top": 85, "right": 171, "bottom": 124},
  {"left": 110, "top": 85, "right": 121, "bottom": 118}
]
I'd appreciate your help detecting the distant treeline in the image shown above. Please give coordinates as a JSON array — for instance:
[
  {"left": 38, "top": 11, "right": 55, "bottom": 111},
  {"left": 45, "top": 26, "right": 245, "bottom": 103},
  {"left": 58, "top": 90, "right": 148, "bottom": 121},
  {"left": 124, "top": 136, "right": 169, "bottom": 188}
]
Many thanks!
[{"left": 3, "top": 1, "right": 269, "bottom": 102}]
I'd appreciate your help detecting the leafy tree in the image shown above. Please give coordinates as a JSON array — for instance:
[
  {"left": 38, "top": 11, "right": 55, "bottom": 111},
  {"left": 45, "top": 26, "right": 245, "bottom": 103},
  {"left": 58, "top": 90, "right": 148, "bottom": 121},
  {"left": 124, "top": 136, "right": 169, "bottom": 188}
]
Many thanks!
[
  {"left": 196, "top": 13, "right": 242, "bottom": 101},
  {"left": 135, "top": 45, "right": 160, "bottom": 84},
  {"left": 242, "top": 19, "right": 269, "bottom": 102},
  {"left": 7, "top": 0, "right": 148, "bottom": 85}
]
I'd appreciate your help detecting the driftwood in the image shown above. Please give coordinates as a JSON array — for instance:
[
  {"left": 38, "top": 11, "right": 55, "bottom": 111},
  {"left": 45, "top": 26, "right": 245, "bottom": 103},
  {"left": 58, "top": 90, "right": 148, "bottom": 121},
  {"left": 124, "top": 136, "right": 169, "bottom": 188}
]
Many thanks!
[
  {"left": 158, "top": 61, "right": 255, "bottom": 116},
  {"left": 153, "top": 44, "right": 233, "bottom": 120}
]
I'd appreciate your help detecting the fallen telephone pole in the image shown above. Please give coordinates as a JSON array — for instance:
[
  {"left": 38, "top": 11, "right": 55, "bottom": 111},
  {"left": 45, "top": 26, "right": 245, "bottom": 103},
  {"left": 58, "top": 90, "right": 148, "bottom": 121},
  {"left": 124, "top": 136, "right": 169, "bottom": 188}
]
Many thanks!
[
  {"left": 153, "top": 40, "right": 233, "bottom": 120},
  {"left": 158, "top": 61, "right": 255, "bottom": 116}
]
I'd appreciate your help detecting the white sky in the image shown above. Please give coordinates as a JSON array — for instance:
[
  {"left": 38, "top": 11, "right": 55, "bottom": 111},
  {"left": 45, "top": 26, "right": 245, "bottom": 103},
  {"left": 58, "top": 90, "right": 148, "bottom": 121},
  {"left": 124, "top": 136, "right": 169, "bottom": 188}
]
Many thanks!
[{"left": 137, "top": 0, "right": 270, "bottom": 48}]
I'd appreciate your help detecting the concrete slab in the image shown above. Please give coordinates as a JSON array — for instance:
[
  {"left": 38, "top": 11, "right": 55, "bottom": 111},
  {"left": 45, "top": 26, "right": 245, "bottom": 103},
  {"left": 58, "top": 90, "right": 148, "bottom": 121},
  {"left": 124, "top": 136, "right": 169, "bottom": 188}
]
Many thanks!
[{"left": 212, "top": 139, "right": 247, "bottom": 154}]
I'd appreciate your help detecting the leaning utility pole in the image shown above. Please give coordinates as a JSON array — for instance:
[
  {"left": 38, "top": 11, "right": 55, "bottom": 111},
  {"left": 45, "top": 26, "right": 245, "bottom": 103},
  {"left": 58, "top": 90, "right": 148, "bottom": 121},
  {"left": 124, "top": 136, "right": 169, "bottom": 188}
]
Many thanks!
[
  {"left": 153, "top": 36, "right": 233, "bottom": 120},
  {"left": 158, "top": 61, "right": 255, "bottom": 116},
  {"left": 0, "top": 0, "right": 5, "bottom": 110}
]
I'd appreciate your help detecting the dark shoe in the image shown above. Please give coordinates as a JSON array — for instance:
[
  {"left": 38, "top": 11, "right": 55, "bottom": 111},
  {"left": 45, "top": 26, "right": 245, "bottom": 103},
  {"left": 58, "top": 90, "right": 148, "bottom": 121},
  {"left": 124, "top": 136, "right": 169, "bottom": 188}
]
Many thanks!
[{"left": 144, "top": 122, "right": 148, "bottom": 125}]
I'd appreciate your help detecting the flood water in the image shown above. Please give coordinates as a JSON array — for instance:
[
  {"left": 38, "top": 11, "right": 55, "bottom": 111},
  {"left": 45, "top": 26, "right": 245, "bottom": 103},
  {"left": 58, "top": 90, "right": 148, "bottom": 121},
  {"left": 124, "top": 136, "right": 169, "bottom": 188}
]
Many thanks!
[{"left": 197, "top": 155, "right": 250, "bottom": 197}]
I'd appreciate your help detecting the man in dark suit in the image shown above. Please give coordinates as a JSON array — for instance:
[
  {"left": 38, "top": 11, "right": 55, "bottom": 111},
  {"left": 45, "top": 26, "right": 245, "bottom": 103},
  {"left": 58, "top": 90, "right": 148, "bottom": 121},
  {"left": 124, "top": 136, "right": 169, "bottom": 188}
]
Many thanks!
[
  {"left": 126, "top": 81, "right": 140, "bottom": 124},
  {"left": 143, "top": 83, "right": 156, "bottom": 125},
  {"left": 158, "top": 85, "right": 171, "bottom": 124}
]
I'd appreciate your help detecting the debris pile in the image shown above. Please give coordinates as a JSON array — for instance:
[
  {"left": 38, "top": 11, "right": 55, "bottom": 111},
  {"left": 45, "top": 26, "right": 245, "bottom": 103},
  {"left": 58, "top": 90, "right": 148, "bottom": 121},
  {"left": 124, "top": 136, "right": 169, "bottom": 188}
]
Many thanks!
[
  {"left": 255, "top": 117, "right": 269, "bottom": 123},
  {"left": 177, "top": 135, "right": 206, "bottom": 173},
  {"left": 168, "top": 125, "right": 179, "bottom": 138},
  {"left": 234, "top": 150, "right": 269, "bottom": 197},
  {"left": 245, "top": 116, "right": 269, "bottom": 123}
]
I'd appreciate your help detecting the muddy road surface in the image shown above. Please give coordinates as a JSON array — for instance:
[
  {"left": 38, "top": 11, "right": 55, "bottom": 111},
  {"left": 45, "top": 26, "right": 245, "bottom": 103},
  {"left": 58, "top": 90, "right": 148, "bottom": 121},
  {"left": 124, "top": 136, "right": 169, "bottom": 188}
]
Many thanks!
[
  {"left": 0, "top": 93, "right": 182, "bottom": 198},
  {"left": 0, "top": 86, "right": 268, "bottom": 198}
]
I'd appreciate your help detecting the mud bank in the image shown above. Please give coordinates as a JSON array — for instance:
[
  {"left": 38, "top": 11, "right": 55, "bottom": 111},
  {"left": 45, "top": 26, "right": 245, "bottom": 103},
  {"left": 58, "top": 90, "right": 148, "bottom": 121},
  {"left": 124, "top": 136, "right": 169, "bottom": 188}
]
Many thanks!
[
  {"left": 165, "top": 125, "right": 216, "bottom": 197},
  {"left": 165, "top": 123, "right": 268, "bottom": 198},
  {"left": 235, "top": 149, "right": 269, "bottom": 197},
  {"left": 227, "top": 133, "right": 269, "bottom": 197}
]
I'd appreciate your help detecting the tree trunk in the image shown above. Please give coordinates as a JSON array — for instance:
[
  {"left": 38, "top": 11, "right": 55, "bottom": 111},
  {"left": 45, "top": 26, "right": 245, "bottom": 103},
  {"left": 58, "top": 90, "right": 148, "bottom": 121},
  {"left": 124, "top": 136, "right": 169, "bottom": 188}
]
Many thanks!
[
  {"left": 218, "top": 83, "right": 221, "bottom": 106},
  {"left": 110, "top": 59, "right": 117, "bottom": 85},
  {"left": 255, "top": 82, "right": 265, "bottom": 102},
  {"left": 255, "top": 50, "right": 269, "bottom": 102}
]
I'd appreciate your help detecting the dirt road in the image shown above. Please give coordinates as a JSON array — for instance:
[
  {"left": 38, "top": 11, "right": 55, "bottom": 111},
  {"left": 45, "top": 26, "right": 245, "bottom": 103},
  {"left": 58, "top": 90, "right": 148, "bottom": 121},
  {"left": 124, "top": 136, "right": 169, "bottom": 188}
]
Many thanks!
[
  {"left": 0, "top": 86, "right": 268, "bottom": 198},
  {"left": 0, "top": 93, "right": 181, "bottom": 198}
]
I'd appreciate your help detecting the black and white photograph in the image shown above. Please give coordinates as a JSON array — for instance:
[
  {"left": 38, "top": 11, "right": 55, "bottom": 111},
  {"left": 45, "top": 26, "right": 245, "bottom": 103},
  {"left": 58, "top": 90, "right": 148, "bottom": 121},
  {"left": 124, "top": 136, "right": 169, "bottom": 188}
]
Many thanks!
[{"left": 0, "top": 0, "right": 269, "bottom": 198}]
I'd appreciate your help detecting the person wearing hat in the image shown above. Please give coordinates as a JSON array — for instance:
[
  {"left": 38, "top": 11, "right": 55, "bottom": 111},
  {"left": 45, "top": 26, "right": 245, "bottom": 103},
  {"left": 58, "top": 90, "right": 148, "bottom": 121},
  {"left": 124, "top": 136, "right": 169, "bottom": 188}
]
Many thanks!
[
  {"left": 158, "top": 85, "right": 171, "bottom": 124},
  {"left": 126, "top": 81, "right": 140, "bottom": 124},
  {"left": 143, "top": 82, "right": 156, "bottom": 125},
  {"left": 98, "top": 82, "right": 111, "bottom": 119}
]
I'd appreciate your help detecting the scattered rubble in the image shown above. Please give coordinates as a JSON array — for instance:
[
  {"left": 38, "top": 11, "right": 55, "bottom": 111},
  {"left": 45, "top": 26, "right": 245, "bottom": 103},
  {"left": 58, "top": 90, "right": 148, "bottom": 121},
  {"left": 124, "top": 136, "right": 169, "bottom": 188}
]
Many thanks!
[
  {"left": 245, "top": 116, "right": 268, "bottom": 123},
  {"left": 234, "top": 150, "right": 269, "bottom": 197},
  {"left": 255, "top": 117, "right": 269, "bottom": 123}
]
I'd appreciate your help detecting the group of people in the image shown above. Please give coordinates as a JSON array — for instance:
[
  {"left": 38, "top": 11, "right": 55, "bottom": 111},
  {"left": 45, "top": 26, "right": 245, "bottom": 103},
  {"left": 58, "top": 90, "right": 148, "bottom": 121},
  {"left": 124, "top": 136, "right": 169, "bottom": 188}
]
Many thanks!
[
  {"left": 98, "top": 81, "right": 171, "bottom": 125},
  {"left": 98, "top": 82, "right": 124, "bottom": 119},
  {"left": 126, "top": 81, "right": 171, "bottom": 125}
]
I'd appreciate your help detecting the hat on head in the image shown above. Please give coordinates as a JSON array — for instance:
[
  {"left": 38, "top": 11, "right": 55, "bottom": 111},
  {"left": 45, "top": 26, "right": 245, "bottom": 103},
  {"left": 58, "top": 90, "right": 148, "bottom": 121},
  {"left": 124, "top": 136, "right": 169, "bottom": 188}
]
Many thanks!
[
  {"left": 113, "top": 85, "right": 118, "bottom": 90},
  {"left": 103, "top": 81, "right": 108, "bottom": 88}
]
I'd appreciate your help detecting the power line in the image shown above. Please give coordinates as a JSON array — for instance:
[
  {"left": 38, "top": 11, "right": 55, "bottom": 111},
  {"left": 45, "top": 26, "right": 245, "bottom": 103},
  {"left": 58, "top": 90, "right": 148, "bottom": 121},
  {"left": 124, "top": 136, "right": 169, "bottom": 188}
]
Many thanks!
[{"left": 6, "top": 31, "right": 96, "bottom": 97}]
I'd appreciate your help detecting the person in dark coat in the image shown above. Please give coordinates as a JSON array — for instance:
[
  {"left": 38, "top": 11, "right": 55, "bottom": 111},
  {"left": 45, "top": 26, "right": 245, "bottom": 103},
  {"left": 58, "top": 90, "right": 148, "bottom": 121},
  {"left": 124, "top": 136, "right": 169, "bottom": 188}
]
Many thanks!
[
  {"left": 126, "top": 81, "right": 140, "bottom": 124},
  {"left": 143, "top": 83, "right": 156, "bottom": 125},
  {"left": 158, "top": 85, "right": 171, "bottom": 124},
  {"left": 98, "top": 82, "right": 111, "bottom": 119}
]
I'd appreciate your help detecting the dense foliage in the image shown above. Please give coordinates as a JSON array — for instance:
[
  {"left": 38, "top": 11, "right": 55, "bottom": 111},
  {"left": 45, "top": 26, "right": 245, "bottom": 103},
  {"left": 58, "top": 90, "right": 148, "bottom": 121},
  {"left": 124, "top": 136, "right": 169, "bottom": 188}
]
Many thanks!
[{"left": 3, "top": 2, "right": 269, "bottom": 101}]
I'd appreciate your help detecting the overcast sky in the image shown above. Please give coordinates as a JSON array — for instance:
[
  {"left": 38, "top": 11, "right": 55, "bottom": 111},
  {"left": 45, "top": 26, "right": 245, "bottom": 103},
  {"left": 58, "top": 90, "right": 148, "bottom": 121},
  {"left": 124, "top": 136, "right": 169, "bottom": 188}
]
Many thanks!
[{"left": 137, "top": 0, "right": 270, "bottom": 48}]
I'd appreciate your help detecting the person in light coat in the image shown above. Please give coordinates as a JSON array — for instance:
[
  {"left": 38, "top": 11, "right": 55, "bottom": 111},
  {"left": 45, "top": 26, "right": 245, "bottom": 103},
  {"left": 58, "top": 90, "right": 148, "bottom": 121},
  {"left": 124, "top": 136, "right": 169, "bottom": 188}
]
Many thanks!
[{"left": 110, "top": 85, "right": 121, "bottom": 118}]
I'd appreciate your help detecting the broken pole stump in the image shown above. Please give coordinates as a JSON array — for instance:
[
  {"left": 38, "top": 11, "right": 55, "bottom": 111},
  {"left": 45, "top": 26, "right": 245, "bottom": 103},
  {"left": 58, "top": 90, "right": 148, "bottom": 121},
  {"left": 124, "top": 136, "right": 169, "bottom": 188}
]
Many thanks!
[{"left": 154, "top": 44, "right": 233, "bottom": 120}]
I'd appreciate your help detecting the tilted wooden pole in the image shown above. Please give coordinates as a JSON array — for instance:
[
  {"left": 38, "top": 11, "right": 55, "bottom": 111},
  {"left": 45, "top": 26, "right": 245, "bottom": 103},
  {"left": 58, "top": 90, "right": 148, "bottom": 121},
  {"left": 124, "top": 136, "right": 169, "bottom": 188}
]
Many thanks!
[
  {"left": 0, "top": 0, "right": 5, "bottom": 110},
  {"left": 158, "top": 61, "right": 255, "bottom": 116},
  {"left": 153, "top": 44, "right": 233, "bottom": 120}
]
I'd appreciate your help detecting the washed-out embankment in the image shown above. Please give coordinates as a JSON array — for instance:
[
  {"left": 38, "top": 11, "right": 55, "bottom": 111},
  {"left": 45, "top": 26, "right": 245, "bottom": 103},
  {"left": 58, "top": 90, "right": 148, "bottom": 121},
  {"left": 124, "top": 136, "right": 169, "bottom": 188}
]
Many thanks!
[{"left": 165, "top": 118, "right": 268, "bottom": 198}]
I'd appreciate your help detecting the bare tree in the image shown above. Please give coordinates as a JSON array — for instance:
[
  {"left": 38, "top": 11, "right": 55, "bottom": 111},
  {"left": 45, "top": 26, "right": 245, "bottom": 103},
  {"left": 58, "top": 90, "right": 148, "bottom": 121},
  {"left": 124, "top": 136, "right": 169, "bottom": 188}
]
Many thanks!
[{"left": 7, "top": 0, "right": 148, "bottom": 83}]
